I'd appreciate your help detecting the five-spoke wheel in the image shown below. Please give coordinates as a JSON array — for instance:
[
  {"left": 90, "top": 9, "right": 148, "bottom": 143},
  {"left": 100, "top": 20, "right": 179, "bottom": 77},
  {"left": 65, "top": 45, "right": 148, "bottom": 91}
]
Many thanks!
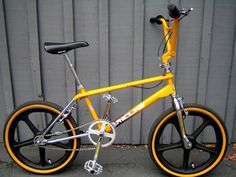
[
  {"left": 148, "top": 104, "right": 228, "bottom": 177},
  {"left": 4, "top": 101, "right": 79, "bottom": 174}
]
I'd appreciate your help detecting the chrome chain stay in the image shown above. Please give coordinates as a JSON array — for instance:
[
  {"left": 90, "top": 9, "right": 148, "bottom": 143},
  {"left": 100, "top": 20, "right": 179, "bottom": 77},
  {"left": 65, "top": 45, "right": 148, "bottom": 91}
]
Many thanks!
[
  {"left": 38, "top": 145, "right": 96, "bottom": 151},
  {"left": 38, "top": 96, "right": 114, "bottom": 152},
  {"left": 38, "top": 120, "right": 96, "bottom": 151}
]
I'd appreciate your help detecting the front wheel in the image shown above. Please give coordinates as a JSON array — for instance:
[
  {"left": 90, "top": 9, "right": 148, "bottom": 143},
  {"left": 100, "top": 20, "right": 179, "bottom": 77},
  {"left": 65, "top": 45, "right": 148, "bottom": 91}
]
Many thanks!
[
  {"left": 4, "top": 101, "right": 79, "bottom": 174},
  {"left": 148, "top": 103, "right": 228, "bottom": 177}
]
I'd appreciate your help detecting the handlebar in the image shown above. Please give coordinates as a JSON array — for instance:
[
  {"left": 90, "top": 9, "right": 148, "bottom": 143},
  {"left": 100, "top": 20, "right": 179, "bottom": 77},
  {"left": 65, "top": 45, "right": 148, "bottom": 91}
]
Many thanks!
[
  {"left": 149, "top": 15, "right": 164, "bottom": 25},
  {"left": 150, "top": 4, "right": 193, "bottom": 25},
  {"left": 149, "top": 4, "right": 193, "bottom": 64}
]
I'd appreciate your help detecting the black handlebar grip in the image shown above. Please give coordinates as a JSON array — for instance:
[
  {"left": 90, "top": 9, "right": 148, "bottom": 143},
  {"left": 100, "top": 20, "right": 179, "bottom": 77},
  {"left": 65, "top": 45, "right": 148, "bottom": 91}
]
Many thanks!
[
  {"left": 149, "top": 15, "right": 163, "bottom": 25},
  {"left": 167, "top": 4, "right": 181, "bottom": 18},
  {"left": 150, "top": 17, "right": 157, "bottom": 23}
]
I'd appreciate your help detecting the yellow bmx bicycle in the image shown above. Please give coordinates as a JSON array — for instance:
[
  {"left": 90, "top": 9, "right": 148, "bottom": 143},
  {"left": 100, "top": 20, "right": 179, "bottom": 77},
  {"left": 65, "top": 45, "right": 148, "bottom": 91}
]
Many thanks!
[{"left": 4, "top": 4, "right": 228, "bottom": 177}]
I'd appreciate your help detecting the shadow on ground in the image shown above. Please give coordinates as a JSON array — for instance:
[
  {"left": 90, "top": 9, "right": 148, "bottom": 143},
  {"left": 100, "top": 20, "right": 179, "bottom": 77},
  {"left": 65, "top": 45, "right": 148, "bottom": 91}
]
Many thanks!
[{"left": 0, "top": 143, "right": 235, "bottom": 177}]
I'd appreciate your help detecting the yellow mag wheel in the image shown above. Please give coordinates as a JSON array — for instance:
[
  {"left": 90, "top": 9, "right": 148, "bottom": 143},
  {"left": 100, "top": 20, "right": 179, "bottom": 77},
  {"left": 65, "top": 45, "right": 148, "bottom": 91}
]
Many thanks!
[
  {"left": 148, "top": 103, "right": 228, "bottom": 177},
  {"left": 4, "top": 101, "right": 79, "bottom": 174}
]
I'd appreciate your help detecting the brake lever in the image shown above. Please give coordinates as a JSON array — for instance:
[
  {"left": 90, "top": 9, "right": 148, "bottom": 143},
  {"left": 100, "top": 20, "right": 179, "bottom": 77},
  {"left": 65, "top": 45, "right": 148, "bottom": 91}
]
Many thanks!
[{"left": 181, "top": 8, "right": 194, "bottom": 16}]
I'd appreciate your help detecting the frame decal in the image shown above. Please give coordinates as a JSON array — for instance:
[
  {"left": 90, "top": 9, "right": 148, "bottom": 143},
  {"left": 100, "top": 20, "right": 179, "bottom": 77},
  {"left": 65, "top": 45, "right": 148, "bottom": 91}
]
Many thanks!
[{"left": 113, "top": 103, "right": 145, "bottom": 127}]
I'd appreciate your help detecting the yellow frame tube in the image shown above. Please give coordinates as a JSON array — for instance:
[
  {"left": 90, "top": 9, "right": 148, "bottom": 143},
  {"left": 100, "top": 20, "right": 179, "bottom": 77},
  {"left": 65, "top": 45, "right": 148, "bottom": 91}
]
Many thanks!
[
  {"left": 79, "top": 88, "right": 99, "bottom": 120},
  {"left": 112, "top": 83, "right": 176, "bottom": 127},
  {"left": 73, "top": 74, "right": 173, "bottom": 101},
  {"left": 73, "top": 73, "right": 175, "bottom": 125},
  {"left": 160, "top": 18, "right": 172, "bottom": 51},
  {"left": 72, "top": 18, "right": 179, "bottom": 127}
]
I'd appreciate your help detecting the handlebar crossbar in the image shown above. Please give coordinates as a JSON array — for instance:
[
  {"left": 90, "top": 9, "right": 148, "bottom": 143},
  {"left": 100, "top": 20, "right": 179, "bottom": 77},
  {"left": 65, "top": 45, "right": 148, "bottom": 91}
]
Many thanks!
[{"left": 150, "top": 4, "right": 193, "bottom": 64}]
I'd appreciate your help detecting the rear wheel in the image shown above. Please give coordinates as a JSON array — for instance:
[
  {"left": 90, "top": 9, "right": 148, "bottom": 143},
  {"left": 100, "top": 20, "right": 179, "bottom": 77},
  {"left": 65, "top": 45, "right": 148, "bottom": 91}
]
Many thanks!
[
  {"left": 148, "top": 103, "right": 228, "bottom": 177},
  {"left": 4, "top": 101, "right": 79, "bottom": 174}
]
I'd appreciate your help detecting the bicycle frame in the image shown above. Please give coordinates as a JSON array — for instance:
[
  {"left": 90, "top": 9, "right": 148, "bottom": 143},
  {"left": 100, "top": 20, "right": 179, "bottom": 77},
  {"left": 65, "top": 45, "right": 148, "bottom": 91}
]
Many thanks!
[
  {"left": 43, "top": 73, "right": 176, "bottom": 137},
  {"left": 75, "top": 73, "right": 176, "bottom": 127},
  {"left": 43, "top": 18, "right": 180, "bottom": 142}
]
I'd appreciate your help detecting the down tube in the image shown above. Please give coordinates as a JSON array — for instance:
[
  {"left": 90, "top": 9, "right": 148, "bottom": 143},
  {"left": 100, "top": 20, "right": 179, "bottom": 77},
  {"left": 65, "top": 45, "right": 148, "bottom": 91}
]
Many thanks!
[{"left": 112, "top": 85, "right": 175, "bottom": 127}]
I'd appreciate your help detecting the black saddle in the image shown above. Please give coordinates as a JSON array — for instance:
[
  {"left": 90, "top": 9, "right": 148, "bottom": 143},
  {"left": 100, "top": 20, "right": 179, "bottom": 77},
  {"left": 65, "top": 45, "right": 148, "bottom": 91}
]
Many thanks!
[{"left": 44, "top": 41, "right": 89, "bottom": 54}]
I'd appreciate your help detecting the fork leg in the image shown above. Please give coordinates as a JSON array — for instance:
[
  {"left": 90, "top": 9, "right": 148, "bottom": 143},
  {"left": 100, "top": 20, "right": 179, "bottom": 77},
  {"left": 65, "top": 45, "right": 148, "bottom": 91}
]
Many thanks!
[{"left": 171, "top": 94, "right": 192, "bottom": 149}]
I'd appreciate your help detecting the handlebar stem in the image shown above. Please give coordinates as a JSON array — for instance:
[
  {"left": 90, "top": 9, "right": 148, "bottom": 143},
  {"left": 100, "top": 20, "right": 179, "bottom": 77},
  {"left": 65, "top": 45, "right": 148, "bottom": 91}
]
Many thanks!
[{"left": 171, "top": 18, "right": 179, "bottom": 53}]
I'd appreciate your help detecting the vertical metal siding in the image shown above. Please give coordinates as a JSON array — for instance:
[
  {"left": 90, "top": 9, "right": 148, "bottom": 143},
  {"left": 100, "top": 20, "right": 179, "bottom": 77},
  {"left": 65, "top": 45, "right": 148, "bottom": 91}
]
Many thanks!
[
  {"left": 0, "top": 0, "right": 14, "bottom": 139},
  {"left": 0, "top": 0, "right": 235, "bottom": 144},
  {"left": 204, "top": 0, "right": 236, "bottom": 142},
  {"left": 109, "top": 0, "right": 134, "bottom": 143}
]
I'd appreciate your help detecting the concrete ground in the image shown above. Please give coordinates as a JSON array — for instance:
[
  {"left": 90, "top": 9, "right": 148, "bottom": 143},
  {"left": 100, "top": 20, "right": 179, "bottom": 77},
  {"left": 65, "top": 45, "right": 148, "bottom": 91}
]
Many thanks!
[{"left": 0, "top": 143, "right": 235, "bottom": 177}]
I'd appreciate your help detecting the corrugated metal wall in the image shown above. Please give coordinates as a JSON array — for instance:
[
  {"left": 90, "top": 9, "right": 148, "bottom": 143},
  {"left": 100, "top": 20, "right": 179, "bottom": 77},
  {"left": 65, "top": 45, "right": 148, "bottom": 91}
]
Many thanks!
[{"left": 0, "top": 0, "right": 235, "bottom": 144}]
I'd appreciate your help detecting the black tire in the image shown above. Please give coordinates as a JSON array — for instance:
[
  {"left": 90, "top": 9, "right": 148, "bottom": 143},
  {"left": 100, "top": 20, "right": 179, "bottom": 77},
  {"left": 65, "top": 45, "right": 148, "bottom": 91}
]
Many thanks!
[
  {"left": 4, "top": 100, "right": 79, "bottom": 174},
  {"left": 148, "top": 103, "right": 228, "bottom": 177}
]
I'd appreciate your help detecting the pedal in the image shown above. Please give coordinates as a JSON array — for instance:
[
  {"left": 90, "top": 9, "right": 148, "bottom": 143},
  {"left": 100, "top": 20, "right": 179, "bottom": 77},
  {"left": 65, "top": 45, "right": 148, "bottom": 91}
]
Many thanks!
[
  {"left": 84, "top": 160, "right": 103, "bottom": 175},
  {"left": 103, "top": 94, "right": 118, "bottom": 104}
]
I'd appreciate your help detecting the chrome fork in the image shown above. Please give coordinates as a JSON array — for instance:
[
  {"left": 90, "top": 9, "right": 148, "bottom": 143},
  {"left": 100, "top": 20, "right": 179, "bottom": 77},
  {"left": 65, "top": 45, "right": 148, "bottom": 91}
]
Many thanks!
[{"left": 171, "top": 94, "right": 192, "bottom": 149}]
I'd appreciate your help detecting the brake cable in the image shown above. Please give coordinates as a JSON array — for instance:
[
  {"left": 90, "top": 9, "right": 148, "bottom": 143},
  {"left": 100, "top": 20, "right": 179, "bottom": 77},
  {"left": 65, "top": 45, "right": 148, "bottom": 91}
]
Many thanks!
[{"left": 133, "top": 9, "right": 193, "bottom": 90}]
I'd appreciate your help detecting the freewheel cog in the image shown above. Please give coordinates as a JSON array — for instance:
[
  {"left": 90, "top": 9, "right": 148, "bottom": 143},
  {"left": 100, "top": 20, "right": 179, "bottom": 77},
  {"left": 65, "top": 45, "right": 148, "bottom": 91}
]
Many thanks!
[{"left": 87, "top": 120, "right": 116, "bottom": 148}]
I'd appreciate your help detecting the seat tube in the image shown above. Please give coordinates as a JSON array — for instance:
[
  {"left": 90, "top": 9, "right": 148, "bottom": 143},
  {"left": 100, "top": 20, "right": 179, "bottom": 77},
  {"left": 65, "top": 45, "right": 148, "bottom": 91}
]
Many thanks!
[{"left": 80, "top": 88, "right": 99, "bottom": 121}]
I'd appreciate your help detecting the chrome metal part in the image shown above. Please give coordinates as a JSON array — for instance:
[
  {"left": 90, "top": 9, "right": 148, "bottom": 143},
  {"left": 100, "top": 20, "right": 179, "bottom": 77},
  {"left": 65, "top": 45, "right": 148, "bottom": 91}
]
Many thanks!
[
  {"left": 38, "top": 145, "right": 96, "bottom": 152},
  {"left": 45, "top": 120, "right": 93, "bottom": 138},
  {"left": 160, "top": 62, "right": 171, "bottom": 73},
  {"left": 88, "top": 120, "right": 116, "bottom": 148},
  {"left": 47, "top": 132, "right": 88, "bottom": 144},
  {"left": 102, "top": 101, "right": 111, "bottom": 120},
  {"left": 171, "top": 94, "right": 192, "bottom": 149},
  {"left": 34, "top": 135, "right": 47, "bottom": 146},
  {"left": 191, "top": 162, "right": 195, "bottom": 169},
  {"left": 176, "top": 96, "right": 188, "bottom": 118},
  {"left": 42, "top": 99, "right": 75, "bottom": 136},
  {"left": 64, "top": 53, "right": 84, "bottom": 89},
  {"left": 38, "top": 120, "right": 96, "bottom": 151},
  {"left": 102, "top": 94, "right": 118, "bottom": 104},
  {"left": 183, "top": 135, "right": 192, "bottom": 149},
  {"left": 59, "top": 103, "right": 77, "bottom": 123},
  {"left": 84, "top": 160, "right": 103, "bottom": 175},
  {"left": 181, "top": 8, "right": 194, "bottom": 16},
  {"left": 85, "top": 136, "right": 103, "bottom": 175},
  {"left": 35, "top": 121, "right": 99, "bottom": 151},
  {"left": 48, "top": 159, "right": 52, "bottom": 165}
]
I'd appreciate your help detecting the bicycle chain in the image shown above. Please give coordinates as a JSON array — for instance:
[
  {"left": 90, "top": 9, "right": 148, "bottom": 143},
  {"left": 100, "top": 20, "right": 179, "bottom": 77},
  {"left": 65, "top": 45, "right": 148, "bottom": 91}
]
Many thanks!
[
  {"left": 38, "top": 145, "right": 96, "bottom": 151},
  {"left": 44, "top": 120, "right": 94, "bottom": 137},
  {"left": 39, "top": 120, "right": 97, "bottom": 151}
]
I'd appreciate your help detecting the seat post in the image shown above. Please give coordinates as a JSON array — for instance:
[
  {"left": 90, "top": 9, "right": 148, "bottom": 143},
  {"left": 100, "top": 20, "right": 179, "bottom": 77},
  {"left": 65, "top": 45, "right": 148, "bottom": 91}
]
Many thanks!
[
  {"left": 64, "top": 53, "right": 84, "bottom": 90},
  {"left": 64, "top": 53, "right": 99, "bottom": 121}
]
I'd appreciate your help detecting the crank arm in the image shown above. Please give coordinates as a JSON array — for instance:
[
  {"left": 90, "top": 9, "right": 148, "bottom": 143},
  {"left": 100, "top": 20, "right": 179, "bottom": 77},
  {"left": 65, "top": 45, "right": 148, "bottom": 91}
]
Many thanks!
[
  {"left": 94, "top": 137, "right": 102, "bottom": 162},
  {"left": 84, "top": 136, "right": 103, "bottom": 175}
]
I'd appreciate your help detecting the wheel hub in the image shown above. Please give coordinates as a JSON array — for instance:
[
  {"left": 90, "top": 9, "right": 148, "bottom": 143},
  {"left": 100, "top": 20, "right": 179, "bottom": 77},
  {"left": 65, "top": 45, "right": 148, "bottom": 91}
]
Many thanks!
[
  {"left": 34, "top": 135, "right": 47, "bottom": 146},
  {"left": 186, "top": 135, "right": 195, "bottom": 149}
]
